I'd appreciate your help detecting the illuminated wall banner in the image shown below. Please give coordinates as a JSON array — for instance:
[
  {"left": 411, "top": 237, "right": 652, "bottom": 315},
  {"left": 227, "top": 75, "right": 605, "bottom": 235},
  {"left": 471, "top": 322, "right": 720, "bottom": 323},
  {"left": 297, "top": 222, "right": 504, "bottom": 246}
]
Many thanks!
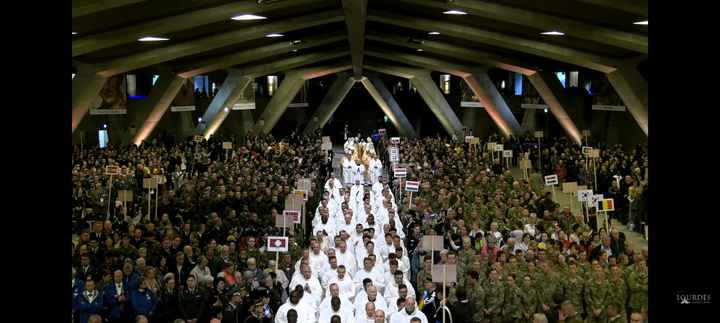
[
  {"left": 592, "top": 105, "right": 626, "bottom": 111},
  {"left": 461, "top": 101, "right": 485, "bottom": 108},
  {"left": 232, "top": 102, "right": 256, "bottom": 110},
  {"left": 170, "top": 106, "right": 196, "bottom": 112},
  {"left": 89, "top": 109, "right": 127, "bottom": 115},
  {"left": 521, "top": 103, "right": 549, "bottom": 110}
]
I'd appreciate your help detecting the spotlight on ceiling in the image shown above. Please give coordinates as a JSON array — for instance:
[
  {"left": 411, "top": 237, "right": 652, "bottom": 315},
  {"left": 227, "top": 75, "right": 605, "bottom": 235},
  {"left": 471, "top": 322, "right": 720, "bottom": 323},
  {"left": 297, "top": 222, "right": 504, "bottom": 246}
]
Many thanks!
[
  {"left": 292, "top": 40, "right": 302, "bottom": 45},
  {"left": 266, "top": 33, "right": 284, "bottom": 38},
  {"left": 540, "top": 31, "right": 565, "bottom": 36},
  {"left": 138, "top": 36, "right": 170, "bottom": 42},
  {"left": 416, "top": 48, "right": 424, "bottom": 52},
  {"left": 428, "top": 31, "right": 441, "bottom": 35},
  {"left": 408, "top": 38, "right": 425, "bottom": 45},
  {"left": 72, "top": 32, "right": 78, "bottom": 35},
  {"left": 231, "top": 14, "right": 267, "bottom": 21},
  {"left": 443, "top": 10, "right": 467, "bottom": 15},
  {"left": 633, "top": 20, "right": 648, "bottom": 25}
]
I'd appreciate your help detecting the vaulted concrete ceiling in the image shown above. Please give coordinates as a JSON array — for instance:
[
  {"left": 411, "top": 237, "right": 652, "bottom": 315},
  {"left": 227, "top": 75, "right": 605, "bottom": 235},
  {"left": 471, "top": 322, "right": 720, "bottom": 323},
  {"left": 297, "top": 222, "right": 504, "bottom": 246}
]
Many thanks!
[{"left": 72, "top": 0, "right": 648, "bottom": 77}]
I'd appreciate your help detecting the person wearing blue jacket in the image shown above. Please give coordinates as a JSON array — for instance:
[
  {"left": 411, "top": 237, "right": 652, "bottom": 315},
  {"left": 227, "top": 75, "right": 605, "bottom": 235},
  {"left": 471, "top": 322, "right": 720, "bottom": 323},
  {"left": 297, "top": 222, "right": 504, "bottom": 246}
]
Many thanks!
[
  {"left": 103, "top": 270, "right": 129, "bottom": 323},
  {"left": 130, "top": 279, "right": 157, "bottom": 319},
  {"left": 123, "top": 262, "right": 141, "bottom": 292},
  {"left": 73, "top": 278, "right": 104, "bottom": 323}
]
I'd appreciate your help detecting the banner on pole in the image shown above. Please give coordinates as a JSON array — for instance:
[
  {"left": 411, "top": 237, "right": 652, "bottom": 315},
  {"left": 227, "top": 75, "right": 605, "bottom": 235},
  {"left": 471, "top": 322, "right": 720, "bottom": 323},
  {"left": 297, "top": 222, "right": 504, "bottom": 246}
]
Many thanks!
[
  {"left": 534, "top": 131, "right": 544, "bottom": 138},
  {"left": 582, "top": 146, "right": 593, "bottom": 156},
  {"left": 194, "top": 135, "right": 204, "bottom": 142},
  {"left": 486, "top": 142, "right": 496, "bottom": 152},
  {"left": 421, "top": 235, "right": 444, "bottom": 251},
  {"left": 519, "top": 159, "right": 531, "bottom": 170},
  {"left": 105, "top": 165, "right": 121, "bottom": 176},
  {"left": 465, "top": 136, "right": 475, "bottom": 143},
  {"left": 590, "top": 194, "right": 604, "bottom": 207},
  {"left": 597, "top": 198, "right": 615, "bottom": 211},
  {"left": 590, "top": 149, "right": 600, "bottom": 158},
  {"left": 405, "top": 180, "right": 420, "bottom": 192},
  {"left": 544, "top": 175, "right": 559, "bottom": 186},
  {"left": 390, "top": 137, "right": 401, "bottom": 144},
  {"left": 267, "top": 236, "right": 289, "bottom": 252},
  {"left": 431, "top": 264, "right": 457, "bottom": 283},
  {"left": 582, "top": 130, "right": 592, "bottom": 137},
  {"left": 277, "top": 211, "right": 298, "bottom": 226},
  {"left": 393, "top": 167, "right": 407, "bottom": 178},
  {"left": 222, "top": 142, "right": 233, "bottom": 149},
  {"left": 494, "top": 144, "right": 504, "bottom": 152},
  {"left": 503, "top": 150, "right": 513, "bottom": 158},
  {"left": 562, "top": 182, "right": 578, "bottom": 193},
  {"left": 293, "top": 189, "right": 308, "bottom": 202},
  {"left": 118, "top": 190, "right": 133, "bottom": 202},
  {"left": 577, "top": 189, "right": 593, "bottom": 202},
  {"left": 143, "top": 178, "right": 158, "bottom": 189}
]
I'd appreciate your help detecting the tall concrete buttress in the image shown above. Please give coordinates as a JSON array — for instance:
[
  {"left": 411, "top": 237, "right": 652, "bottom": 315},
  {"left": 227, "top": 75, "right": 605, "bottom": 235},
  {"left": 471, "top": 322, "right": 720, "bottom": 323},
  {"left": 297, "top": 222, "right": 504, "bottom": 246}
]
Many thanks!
[
  {"left": 463, "top": 71, "right": 522, "bottom": 138},
  {"left": 410, "top": 73, "right": 465, "bottom": 137},
  {"left": 360, "top": 74, "right": 417, "bottom": 137},
  {"left": 199, "top": 70, "right": 253, "bottom": 138},
  {"left": 521, "top": 109, "right": 537, "bottom": 133},
  {"left": 304, "top": 72, "right": 355, "bottom": 134},
  {"left": 254, "top": 71, "right": 306, "bottom": 134},
  {"left": 606, "top": 65, "right": 648, "bottom": 135},
  {"left": 132, "top": 72, "right": 186, "bottom": 145},
  {"left": 526, "top": 71, "right": 583, "bottom": 144},
  {"left": 72, "top": 65, "right": 107, "bottom": 133}
]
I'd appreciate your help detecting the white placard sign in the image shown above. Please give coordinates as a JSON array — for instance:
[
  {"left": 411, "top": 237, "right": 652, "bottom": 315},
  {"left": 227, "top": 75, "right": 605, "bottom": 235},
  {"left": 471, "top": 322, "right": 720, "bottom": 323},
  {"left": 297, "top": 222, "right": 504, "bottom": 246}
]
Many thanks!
[
  {"left": 503, "top": 150, "right": 513, "bottom": 158},
  {"left": 432, "top": 264, "right": 458, "bottom": 284},
  {"left": 405, "top": 180, "right": 420, "bottom": 192},
  {"left": 544, "top": 175, "right": 559, "bottom": 186},
  {"left": 577, "top": 189, "right": 593, "bottom": 202},
  {"left": 390, "top": 137, "right": 401, "bottom": 144},
  {"left": 534, "top": 131, "right": 544, "bottom": 138},
  {"left": 590, "top": 194, "right": 604, "bottom": 207},
  {"left": 222, "top": 142, "right": 233, "bottom": 149},
  {"left": 495, "top": 144, "right": 504, "bottom": 152},
  {"left": 267, "top": 237, "right": 289, "bottom": 252}
]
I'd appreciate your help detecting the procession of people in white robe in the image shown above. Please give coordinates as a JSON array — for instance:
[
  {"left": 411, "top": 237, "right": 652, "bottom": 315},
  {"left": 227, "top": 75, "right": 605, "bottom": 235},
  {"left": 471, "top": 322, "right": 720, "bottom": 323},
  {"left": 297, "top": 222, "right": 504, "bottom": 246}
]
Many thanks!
[{"left": 276, "top": 138, "right": 426, "bottom": 323}]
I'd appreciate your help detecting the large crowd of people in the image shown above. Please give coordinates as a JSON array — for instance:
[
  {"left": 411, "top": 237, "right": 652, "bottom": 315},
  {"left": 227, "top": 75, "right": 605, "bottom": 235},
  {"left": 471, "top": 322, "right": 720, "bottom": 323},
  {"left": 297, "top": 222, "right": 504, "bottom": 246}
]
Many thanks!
[{"left": 72, "top": 130, "right": 648, "bottom": 323}]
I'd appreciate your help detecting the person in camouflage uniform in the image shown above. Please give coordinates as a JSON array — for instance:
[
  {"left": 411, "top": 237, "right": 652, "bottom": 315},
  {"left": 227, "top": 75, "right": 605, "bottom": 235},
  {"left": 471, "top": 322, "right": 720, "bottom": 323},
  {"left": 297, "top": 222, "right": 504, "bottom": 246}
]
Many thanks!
[
  {"left": 561, "top": 262, "right": 586, "bottom": 316},
  {"left": 483, "top": 270, "right": 505, "bottom": 323},
  {"left": 585, "top": 268, "right": 610, "bottom": 323},
  {"left": 502, "top": 274, "right": 523, "bottom": 322},
  {"left": 558, "top": 300, "right": 584, "bottom": 323},
  {"left": 607, "top": 264, "right": 628, "bottom": 315},
  {"left": 520, "top": 274, "right": 540, "bottom": 321},
  {"left": 537, "top": 261, "right": 560, "bottom": 318},
  {"left": 467, "top": 271, "right": 488, "bottom": 323},
  {"left": 626, "top": 258, "right": 648, "bottom": 315}
]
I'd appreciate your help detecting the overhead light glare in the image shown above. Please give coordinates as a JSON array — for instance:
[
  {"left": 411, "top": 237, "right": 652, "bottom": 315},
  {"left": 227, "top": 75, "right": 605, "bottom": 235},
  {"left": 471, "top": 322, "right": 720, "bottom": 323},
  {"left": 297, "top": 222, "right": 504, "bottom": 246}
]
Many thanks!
[
  {"left": 138, "top": 36, "right": 169, "bottom": 42},
  {"left": 540, "top": 31, "right": 565, "bottom": 36},
  {"left": 266, "top": 33, "right": 284, "bottom": 38},
  {"left": 72, "top": 32, "right": 78, "bottom": 35},
  {"left": 443, "top": 10, "right": 467, "bottom": 15},
  {"left": 633, "top": 20, "right": 648, "bottom": 25},
  {"left": 292, "top": 49, "right": 298, "bottom": 53},
  {"left": 231, "top": 14, "right": 267, "bottom": 21},
  {"left": 416, "top": 48, "right": 424, "bottom": 52},
  {"left": 428, "top": 31, "right": 441, "bottom": 35},
  {"left": 292, "top": 40, "right": 302, "bottom": 44}
]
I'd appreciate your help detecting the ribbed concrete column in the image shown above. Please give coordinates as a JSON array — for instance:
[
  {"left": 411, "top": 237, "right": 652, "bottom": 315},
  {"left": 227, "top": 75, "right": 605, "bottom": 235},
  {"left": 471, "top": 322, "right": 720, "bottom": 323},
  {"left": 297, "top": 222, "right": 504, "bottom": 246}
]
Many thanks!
[
  {"left": 132, "top": 73, "right": 186, "bottom": 145},
  {"left": 177, "top": 111, "right": 195, "bottom": 139},
  {"left": 254, "top": 71, "right": 306, "bottom": 134},
  {"left": 72, "top": 65, "right": 107, "bottom": 133},
  {"left": 521, "top": 109, "right": 537, "bottom": 132},
  {"left": 607, "top": 65, "right": 648, "bottom": 135},
  {"left": 238, "top": 110, "right": 255, "bottom": 136},
  {"left": 360, "top": 74, "right": 416, "bottom": 137},
  {"left": 198, "top": 70, "right": 253, "bottom": 135},
  {"left": 463, "top": 72, "right": 522, "bottom": 138},
  {"left": 304, "top": 72, "right": 355, "bottom": 134},
  {"left": 411, "top": 73, "right": 464, "bottom": 137},
  {"left": 527, "top": 71, "right": 583, "bottom": 144}
]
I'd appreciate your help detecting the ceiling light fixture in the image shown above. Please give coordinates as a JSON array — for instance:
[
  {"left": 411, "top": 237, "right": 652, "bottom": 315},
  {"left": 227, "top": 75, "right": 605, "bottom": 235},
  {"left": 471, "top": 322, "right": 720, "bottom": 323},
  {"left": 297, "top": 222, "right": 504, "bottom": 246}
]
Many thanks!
[
  {"left": 72, "top": 32, "right": 78, "bottom": 35},
  {"left": 231, "top": 14, "right": 267, "bottom": 21},
  {"left": 416, "top": 48, "right": 424, "bottom": 52},
  {"left": 138, "top": 36, "right": 170, "bottom": 42},
  {"left": 443, "top": 10, "right": 467, "bottom": 15},
  {"left": 428, "top": 31, "right": 441, "bottom": 35},
  {"left": 540, "top": 31, "right": 565, "bottom": 36},
  {"left": 292, "top": 49, "right": 298, "bottom": 52},
  {"left": 266, "top": 33, "right": 284, "bottom": 38},
  {"left": 292, "top": 40, "right": 302, "bottom": 44},
  {"left": 633, "top": 20, "right": 648, "bottom": 25}
]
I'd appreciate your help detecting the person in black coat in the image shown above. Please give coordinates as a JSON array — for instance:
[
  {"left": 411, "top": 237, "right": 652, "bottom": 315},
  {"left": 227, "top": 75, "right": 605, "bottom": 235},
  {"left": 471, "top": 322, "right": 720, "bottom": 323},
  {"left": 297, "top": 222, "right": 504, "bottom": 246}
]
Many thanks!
[
  {"left": 448, "top": 287, "right": 474, "bottom": 323},
  {"left": 155, "top": 277, "right": 181, "bottom": 323},
  {"left": 179, "top": 275, "right": 207, "bottom": 322},
  {"left": 172, "top": 252, "right": 192, "bottom": 288},
  {"left": 222, "top": 290, "right": 248, "bottom": 323}
]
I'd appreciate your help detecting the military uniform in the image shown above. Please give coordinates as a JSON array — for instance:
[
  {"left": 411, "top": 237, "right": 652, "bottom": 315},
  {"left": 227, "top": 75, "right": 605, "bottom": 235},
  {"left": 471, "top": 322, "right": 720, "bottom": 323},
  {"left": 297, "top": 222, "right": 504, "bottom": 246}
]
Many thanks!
[
  {"left": 585, "top": 276, "right": 610, "bottom": 323},
  {"left": 503, "top": 284, "right": 523, "bottom": 322},
  {"left": 536, "top": 271, "right": 560, "bottom": 317},
  {"left": 607, "top": 275, "right": 628, "bottom": 314},
  {"left": 484, "top": 280, "right": 505, "bottom": 323},
  {"left": 562, "top": 275, "right": 586, "bottom": 315},
  {"left": 469, "top": 283, "right": 487, "bottom": 322},
  {"left": 626, "top": 267, "right": 648, "bottom": 313}
]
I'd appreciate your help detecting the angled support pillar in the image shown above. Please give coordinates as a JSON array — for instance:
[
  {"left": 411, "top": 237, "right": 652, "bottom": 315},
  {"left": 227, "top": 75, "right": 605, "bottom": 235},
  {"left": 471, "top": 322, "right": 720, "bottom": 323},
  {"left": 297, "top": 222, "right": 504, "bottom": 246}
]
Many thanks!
[
  {"left": 607, "top": 64, "right": 648, "bottom": 135},
  {"left": 304, "top": 72, "right": 355, "bottom": 134},
  {"left": 132, "top": 72, "right": 186, "bottom": 145},
  {"left": 527, "top": 71, "right": 583, "bottom": 144},
  {"left": 411, "top": 72, "right": 464, "bottom": 137},
  {"left": 463, "top": 71, "right": 522, "bottom": 138},
  {"left": 200, "top": 70, "right": 254, "bottom": 138},
  {"left": 360, "top": 74, "right": 416, "bottom": 137},
  {"left": 72, "top": 65, "right": 107, "bottom": 132},
  {"left": 254, "top": 71, "right": 306, "bottom": 134},
  {"left": 238, "top": 110, "right": 255, "bottom": 136}
]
